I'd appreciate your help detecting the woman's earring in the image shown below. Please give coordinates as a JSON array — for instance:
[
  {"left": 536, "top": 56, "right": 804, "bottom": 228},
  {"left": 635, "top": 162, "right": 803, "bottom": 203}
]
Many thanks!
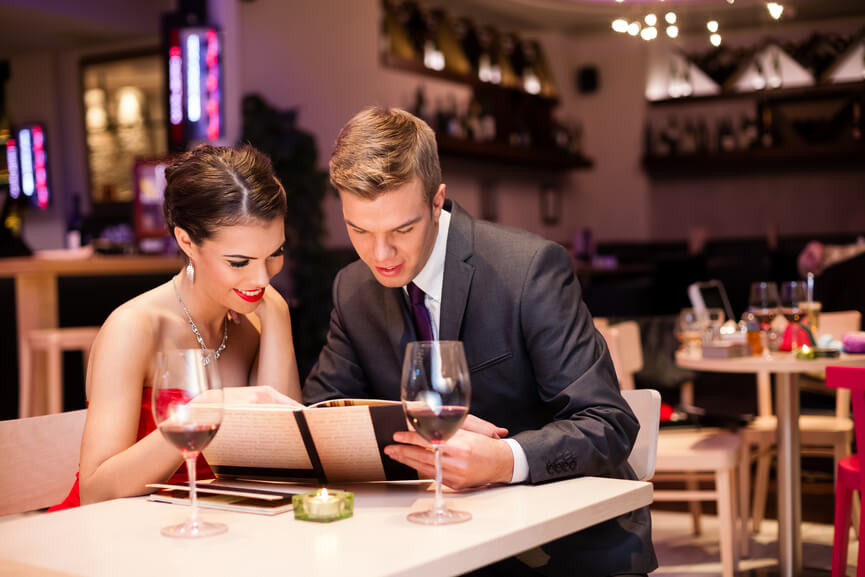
[{"left": 186, "top": 262, "right": 195, "bottom": 284}]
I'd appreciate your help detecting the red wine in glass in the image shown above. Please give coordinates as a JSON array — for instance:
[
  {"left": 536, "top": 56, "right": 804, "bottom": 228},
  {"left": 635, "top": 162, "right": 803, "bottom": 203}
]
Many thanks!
[
  {"left": 400, "top": 340, "right": 472, "bottom": 526},
  {"left": 159, "top": 423, "right": 220, "bottom": 456},
  {"left": 405, "top": 406, "right": 468, "bottom": 443}
]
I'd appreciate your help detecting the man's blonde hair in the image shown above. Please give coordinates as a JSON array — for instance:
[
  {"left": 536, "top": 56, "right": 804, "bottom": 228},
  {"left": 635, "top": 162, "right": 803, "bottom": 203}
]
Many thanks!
[{"left": 329, "top": 106, "right": 441, "bottom": 205}]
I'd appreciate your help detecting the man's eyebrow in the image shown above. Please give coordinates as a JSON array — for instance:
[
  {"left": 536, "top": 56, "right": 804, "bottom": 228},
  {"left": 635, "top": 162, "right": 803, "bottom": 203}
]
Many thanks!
[{"left": 345, "top": 216, "right": 422, "bottom": 232}]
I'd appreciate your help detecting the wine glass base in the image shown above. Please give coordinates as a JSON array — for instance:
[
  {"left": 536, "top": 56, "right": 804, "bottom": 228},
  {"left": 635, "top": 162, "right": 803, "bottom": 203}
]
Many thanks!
[
  {"left": 160, "top": 519, "right": 228, "bottom": 538},
  {"left": 407, "top": 508, "right": 471, "bottom": 526}
]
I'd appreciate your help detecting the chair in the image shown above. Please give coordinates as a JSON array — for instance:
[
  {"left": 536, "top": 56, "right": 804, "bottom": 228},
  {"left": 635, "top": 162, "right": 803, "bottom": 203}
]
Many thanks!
[
  {"left": 19, "top": 326, "right": 99, "bottom": 417},
  {"left": 827, "top": 366, "right": 865, "bottom": 577},
  {"left": 0, "top": 409, "right": 87, "bottom": 516},
  {"left": 746, "top": 310, "right": 860, "bottom": 534},
  {"left": 599, "top": 318, "right": 748, "bottom": 577},
  {"left": 596, "top": 320, "right": 643, "bottom": 390},
  {"left": 621, "top": 388, "right": 661, "bottom": 481}
]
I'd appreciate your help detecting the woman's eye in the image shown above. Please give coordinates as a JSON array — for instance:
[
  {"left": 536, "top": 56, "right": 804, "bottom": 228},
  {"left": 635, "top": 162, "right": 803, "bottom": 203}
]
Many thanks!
[
  {"left": 228, "top": 260, "right": 249, "bottom": 268},
  {"left": 269, "top": 246, "right": 286, "bottom": 258}
]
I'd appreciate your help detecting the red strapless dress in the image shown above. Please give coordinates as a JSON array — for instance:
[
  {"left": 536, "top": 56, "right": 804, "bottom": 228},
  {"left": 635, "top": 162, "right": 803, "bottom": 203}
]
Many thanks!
[{"left": 47, "top": 387, "right": 214, "bottom": 511}]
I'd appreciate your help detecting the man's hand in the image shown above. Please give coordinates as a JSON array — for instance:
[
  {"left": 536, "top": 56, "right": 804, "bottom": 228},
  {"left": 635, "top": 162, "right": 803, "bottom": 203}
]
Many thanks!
[{"left": 384, "top": 429, "right": 514, "bottom": 490}]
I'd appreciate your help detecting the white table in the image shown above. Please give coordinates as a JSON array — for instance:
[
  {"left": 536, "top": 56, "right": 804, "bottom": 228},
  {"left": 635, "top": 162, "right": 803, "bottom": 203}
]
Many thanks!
[
  {"left": 0, "top": 477, "right": 652, "bottom": 577},
  {"left": 676, "top": 350, "right": 865, "bottom": 577}
]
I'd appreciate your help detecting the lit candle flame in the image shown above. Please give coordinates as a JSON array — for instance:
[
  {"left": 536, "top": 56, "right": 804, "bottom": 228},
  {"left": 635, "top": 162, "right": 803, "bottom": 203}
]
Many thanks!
[{"left": 320, "top": 487, "right": 329, "bottom": 499}]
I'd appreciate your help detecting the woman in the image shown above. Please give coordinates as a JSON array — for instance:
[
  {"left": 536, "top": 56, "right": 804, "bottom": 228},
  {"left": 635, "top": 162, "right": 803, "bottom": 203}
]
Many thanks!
[{"left": 51, "top": 144, "right": 301, "bottom": 509}]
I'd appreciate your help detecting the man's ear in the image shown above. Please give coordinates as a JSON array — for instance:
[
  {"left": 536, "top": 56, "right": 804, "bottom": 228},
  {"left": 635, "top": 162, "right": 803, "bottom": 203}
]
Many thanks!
[
  {"left": 174, "top": 226, "right": 195, "bottom": 260},
  {"left": 432, "top": 183, "right": 446, "bottom": 221}
]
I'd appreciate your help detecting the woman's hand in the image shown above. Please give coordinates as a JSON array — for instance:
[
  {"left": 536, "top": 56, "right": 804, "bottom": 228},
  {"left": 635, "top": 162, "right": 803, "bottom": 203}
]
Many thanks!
[{"left": 250, "top": 285, "right": 291, "bottom": 328}]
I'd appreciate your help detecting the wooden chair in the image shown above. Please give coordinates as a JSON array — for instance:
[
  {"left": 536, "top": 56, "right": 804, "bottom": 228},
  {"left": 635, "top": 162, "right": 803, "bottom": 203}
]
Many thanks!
[
  {"left": 19, "top": 326, "right": 99, "bottom": 417},
  {"left": 621, "top": 388, "right": 661, "bottom": 481},
  {"left": 746, "top": 310, "right": 860, "bottom": 534},
  {"left": 827, "top": 365, "right": 865, "bottom": 577},
  {"left": 598, "top": 318, "right": 748, "bottom": 577},
  {"left": 0, "top": 409, "right": 86, "bottom": 516}
]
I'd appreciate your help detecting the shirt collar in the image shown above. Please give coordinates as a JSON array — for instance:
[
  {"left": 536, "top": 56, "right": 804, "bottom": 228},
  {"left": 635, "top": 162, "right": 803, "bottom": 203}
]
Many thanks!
[{"left": 407, "top": 207, "right": 450, "bottom": 303}]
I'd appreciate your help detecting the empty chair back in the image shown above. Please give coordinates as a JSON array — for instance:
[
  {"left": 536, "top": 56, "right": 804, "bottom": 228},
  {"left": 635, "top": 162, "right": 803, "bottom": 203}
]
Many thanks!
[
  {"left": 0, "top": 409, "right": 86, "bottom": 516},
  {"left": 621, "top": 388, "right": 661, "bottom": 481}
]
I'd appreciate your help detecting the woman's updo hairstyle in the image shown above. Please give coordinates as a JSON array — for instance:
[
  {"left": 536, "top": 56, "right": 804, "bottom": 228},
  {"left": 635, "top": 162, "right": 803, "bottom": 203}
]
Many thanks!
[{"left": 163, "top": 144, "right": 286, "bottom": 245}]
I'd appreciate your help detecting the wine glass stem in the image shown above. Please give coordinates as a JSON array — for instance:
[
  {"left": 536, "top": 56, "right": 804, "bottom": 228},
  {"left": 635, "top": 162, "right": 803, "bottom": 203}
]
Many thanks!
[
  {"left": 185, "top": 453, "right": 199, "bottom": 525},
  {"left": 433, "top": 445, "right": 445, "bottom": 516}
]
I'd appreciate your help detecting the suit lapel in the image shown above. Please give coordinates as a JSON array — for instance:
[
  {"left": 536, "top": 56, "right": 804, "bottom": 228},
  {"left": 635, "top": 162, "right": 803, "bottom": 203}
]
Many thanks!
[{"left": 440, "top": 202, "right": 475, "bottom": 341}]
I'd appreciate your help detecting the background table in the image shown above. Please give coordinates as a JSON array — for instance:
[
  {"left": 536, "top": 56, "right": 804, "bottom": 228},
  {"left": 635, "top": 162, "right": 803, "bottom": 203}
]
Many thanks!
[
  {"left": 0, "top": 254, "right": 182, "bottom": 416},
  {"left": 0, "top": 477, "right": 652, "bottom": 577},
  {"left": 676, "top": 350, "right": 865, "bottom": 577}
]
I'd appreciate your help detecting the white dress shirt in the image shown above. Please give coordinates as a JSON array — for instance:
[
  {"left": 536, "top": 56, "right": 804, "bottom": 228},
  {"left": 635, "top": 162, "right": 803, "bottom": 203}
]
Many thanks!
[{"left": 405, "top": 208, "right": 529, "bottom": 484}]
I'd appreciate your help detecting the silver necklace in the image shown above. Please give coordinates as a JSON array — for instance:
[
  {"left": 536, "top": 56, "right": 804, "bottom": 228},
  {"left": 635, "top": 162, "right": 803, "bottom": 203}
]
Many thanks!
[{"left": 172, "top": 277, "right": 228, "bottom": 360}]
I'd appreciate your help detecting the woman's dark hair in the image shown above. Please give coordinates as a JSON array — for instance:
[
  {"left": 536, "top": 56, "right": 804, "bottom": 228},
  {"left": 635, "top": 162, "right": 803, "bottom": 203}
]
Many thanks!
[{"left": 163, "top": 144, "right": 287, "bottom": 245}]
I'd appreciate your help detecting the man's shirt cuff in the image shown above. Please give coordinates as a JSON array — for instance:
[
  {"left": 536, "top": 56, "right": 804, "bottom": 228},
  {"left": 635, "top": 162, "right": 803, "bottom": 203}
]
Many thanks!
[{"left": 504, "top": 438, "right": 529, "bottom": 483}]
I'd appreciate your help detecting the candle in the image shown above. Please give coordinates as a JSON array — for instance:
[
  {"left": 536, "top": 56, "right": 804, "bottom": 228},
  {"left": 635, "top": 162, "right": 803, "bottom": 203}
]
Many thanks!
[
  {"left": 306, "top": 488, "right": 340, "bottom": 517},
  {"left": 293, "top": 488, "right": 353, "bottom": 522}
]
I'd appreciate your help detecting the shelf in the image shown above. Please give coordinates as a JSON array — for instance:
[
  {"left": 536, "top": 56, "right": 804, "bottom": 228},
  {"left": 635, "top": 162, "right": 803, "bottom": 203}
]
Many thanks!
[
  {"left": 643, "top": 141, "right": 865, "bottom": 178},
  {"left": 437, "top": 135, "right": 593, "bottom": 171},
  {"left": 648, "top": 80, "right": 865, "bottom": 107}
]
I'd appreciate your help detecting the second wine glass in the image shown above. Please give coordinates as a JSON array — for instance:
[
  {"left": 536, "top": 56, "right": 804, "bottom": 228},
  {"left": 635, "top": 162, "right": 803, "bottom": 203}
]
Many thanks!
[
  {"left": 152, "top": 348, "right": 226, "bottom": 538},
  {"left": 400, "top": 340, "right": 472, "bottom": 525}
]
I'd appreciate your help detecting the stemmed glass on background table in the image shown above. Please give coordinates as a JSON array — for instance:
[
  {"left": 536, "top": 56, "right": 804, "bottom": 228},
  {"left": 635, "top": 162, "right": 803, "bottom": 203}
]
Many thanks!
[
  {"left": 152, "top": 348, "right": 225, "bottom": 538},
  {"left": 748, "top": 281, "right": 780, "bottom": 358},
  {"left": 780, "top": 280, "right": 807, "bottom": 350},
  {"left": 400, "top": 340, "right": 472, "bottom": 525}
]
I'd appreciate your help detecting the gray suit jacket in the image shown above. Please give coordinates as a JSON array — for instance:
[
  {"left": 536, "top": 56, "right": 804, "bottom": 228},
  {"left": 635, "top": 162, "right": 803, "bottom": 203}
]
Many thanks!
[{"left": 304, "top": 200, "right": 657, "bottom": 576}]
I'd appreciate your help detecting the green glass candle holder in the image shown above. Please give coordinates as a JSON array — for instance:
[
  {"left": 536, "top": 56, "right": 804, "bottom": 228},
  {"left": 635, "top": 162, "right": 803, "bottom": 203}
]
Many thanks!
[{"left": 293, "top": 488, "right": 353, "bottom": 522}]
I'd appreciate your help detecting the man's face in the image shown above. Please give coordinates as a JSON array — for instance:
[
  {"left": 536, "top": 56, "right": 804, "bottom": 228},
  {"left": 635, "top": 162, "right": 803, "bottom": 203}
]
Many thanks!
[{"left": 341, "top": 177, "right": 445, "bottom": 288}]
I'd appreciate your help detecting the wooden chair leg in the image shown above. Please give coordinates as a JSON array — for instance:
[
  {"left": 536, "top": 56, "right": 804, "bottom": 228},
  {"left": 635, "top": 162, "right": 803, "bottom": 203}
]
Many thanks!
[
  {"left": 751, "top": 445, "right": 772, "bottom": 533},
  {"left": 716, "top": 468, "right": 737, "bottom": 577},
  {"left": 46, "top": 340, "right": 63, "bottom": 415},
  {"left": 19, "top": 340, "right": 33, "bottom": 418},
  {"left": 686, "top": 473, "right": 702, "bottom": 535},
  {"left": 738, "top": 446, "right": 751, "bottom": 558}
]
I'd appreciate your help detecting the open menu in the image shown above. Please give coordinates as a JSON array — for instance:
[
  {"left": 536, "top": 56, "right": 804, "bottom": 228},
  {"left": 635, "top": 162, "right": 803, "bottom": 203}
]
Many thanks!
[{"left": 201, "top": 399, "right": 416, "bottom": 483}]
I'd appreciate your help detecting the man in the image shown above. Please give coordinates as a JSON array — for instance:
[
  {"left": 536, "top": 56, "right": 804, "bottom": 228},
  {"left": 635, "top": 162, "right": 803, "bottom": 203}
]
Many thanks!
[{"left": 303, "top": 106, "right": 656, "bottom": 577}]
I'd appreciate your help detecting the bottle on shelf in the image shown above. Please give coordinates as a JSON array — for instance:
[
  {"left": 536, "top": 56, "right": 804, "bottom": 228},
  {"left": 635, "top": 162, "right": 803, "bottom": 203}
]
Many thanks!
[
  {"left": 759, "top": 104, "right": 776, "bottom": 148},
  {"left": 66, "top": 193, "right": 84, "bottom": 249}
]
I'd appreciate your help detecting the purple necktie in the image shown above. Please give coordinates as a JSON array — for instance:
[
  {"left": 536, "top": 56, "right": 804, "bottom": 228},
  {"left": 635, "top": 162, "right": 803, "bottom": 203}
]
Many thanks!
[{"left": 407, "top": 282, "right": 435, "bottom": 342}]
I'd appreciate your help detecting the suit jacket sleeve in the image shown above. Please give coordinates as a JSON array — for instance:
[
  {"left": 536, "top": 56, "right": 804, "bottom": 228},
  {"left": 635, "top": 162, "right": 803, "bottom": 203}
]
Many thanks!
[
  {"left": 302, "top": 268, "right": 370, "bottom": 404},
  {"left": 511, "top": 242, "right": 640, "bottom": 484}
]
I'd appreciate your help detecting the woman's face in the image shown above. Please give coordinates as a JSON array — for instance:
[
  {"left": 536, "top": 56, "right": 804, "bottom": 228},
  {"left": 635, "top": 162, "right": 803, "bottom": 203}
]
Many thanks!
[{"left": 189, "top": 217, "right": 286, "bottom": 313}]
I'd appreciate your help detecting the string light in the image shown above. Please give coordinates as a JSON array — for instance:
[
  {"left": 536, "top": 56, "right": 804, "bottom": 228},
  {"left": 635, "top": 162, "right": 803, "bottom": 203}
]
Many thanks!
[
  {"left": 641, "top": 26, "right": 658, "bottom": 40},
  {"left": 644, "top": 14, "right": 657, "bottom": 26},
  {"left": 665, "top": 12, "right": 677, "bottom": 24},
  {"left": 707, "top": 20, "right": 719, "bottom": 33},
  {"left": 666, "top": 25, "right": 679, "bottom": 38},
  {"left": 710, "top": 33, "right": 722, "bottom": 46},
  {"left": 628, "top": 21, "right": 641, "bottom": 36},
  {"left": 612, "top": 18, "right": 629, "bottom": 33}
]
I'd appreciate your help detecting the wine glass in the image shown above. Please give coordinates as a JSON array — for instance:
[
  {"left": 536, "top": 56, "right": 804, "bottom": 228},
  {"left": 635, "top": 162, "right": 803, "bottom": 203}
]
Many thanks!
[
  {"left": 674, "top": 308, "right": 707, "bottom": 356},
  {"left": 152, "top": 349, "right": 226, "bottom": 538},
  {"left": 780, "top": 281, "right": 807, "bottom": 349},
  {"left": 748, "top": 281, "right": 780, "bottom": 358},
  {"left": 400, "top": 340, "right": 472, "bottom": 525}
]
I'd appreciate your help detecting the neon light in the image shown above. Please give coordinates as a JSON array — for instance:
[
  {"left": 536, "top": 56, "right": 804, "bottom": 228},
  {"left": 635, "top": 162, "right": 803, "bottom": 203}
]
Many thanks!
[
  {"left": 6, "top": 139, "right": 19, "bottom": 199},
  {"left": 169, "top": 45, "right": 183, "bottom": 125},
  {"left": 18, "top": 128, "right": 34, "bottom": 197},
  {"left": 186, "top": 34, "right": 201, "bottom": 123},
  {"left": 206, "top": 30, "right": 221, "bottom": 140},
  {"left": 31, "top": 126, "right": 49, "bottom": 209}
]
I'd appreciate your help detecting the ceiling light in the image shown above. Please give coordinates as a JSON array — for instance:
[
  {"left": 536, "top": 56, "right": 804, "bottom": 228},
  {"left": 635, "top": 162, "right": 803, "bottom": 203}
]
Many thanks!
[
  {"left": 645, "top": 14, "right": 657, "bottom": 26},
  {"left": 707, "top": 20, "right": 719, "bottom": 33},
  {"left": 628, "top": 21, "right": 641, "bottom": 36},
  {"left": 767, "top": 2, "right": 784, "bottom": 19},
  {"left": 665, "top": 12, "right": 677, "bottom": 24},
  {"left": 612, "top": 18, "right": 629, "bottom": 33},
  {"left": 666, "top": 25, "right": 679, "bottom": 38},
  {"left": 710, "top": 33, "right": 722, "bottom": 47}
]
